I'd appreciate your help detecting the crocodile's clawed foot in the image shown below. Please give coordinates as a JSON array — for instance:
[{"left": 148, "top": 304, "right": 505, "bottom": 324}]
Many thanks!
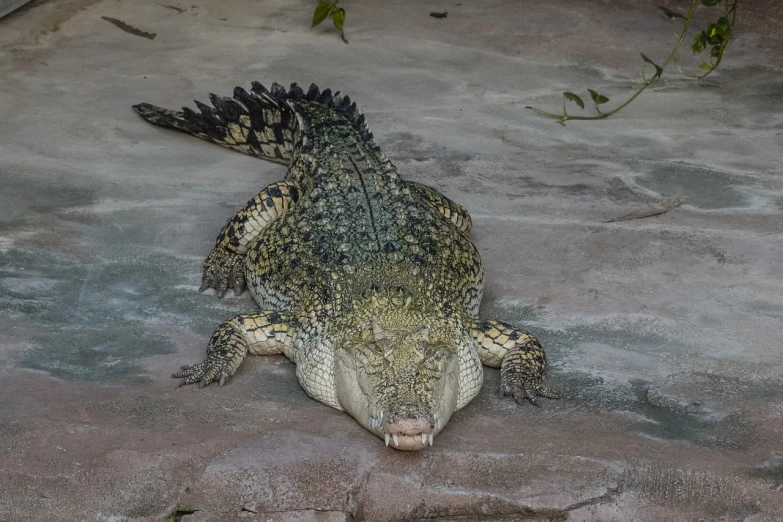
[
  {"left": 499, "top": 343, "right": 559, "bottom": 407},
  {"left": 499, "top": 382, "right": 559, "bottom": 407},
  {"left": 200, "top": 247, "right": 246, "bottom": 297},
  {"left": 173, "top": 359, "right": 234, "bottom": 388},
  {"left": 173, "top": 322, "right": 249, "bottom": 388}
]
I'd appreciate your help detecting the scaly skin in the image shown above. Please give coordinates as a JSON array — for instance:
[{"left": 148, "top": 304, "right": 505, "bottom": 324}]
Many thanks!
[{"left": 134, "top": 82, "right": 558, "bottom": 450}]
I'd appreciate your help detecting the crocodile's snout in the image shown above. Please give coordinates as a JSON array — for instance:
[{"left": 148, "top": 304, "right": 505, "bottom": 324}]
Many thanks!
[
  {"left": 382, "top": 404, "right": 438, "bottom": 450},
  {"left": 334, "top": 310, "right": 463, "bottom": 451}
]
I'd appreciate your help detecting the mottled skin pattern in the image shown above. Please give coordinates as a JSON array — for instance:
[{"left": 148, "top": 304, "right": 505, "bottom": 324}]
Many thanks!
[{"left": 134, "top": 82, "right": 557, "bottom": 450}]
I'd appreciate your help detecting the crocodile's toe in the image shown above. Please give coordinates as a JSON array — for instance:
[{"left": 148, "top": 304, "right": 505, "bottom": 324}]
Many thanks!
[
  {"left": 498, "top": 339, "right": 559, "bottom": 407},
  {"left": 200, "top": 247, "right": 246, "bottom": 297},
  {"left": 499, "top": 381, "right": 560, "bottom": 406},
  {"left": 173, "top": 323, "right": 249, "bottom": 388}
]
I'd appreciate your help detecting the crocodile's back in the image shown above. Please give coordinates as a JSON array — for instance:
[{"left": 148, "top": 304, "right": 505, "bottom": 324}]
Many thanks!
[
  {"left": 133, "top": 82, "right": 483, "bottom": 319},
  {"left": 247, "top": 100, "right": 483, "bottom": 319}
]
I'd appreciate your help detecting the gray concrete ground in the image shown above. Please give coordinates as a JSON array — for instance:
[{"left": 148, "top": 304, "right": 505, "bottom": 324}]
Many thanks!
[
  {"left": 0, "top": 1, "right": 33, "bottom": 20},
  {"left": 1, "top": 0, "right": 782, "bottom": 520}
]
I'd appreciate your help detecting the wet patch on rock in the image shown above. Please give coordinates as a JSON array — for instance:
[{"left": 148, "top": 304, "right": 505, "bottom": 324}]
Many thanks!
[
  {"left": 0, "top": 165, "right": 99, "bottom": 224},
  {"left": 546, "top": 368, "right": 757, "bottom": 450},
  {"left": 624, "top": 378, "right": 755, "bottom": 449},
  {"left": 478, "top": 298, "right": 757, "bottom": 449},
  {"left": 2, "top": 248, "right": 242, "bottom": 384},
  {"left": 633, "top": 163, "right": 764, "bottom": 210}
]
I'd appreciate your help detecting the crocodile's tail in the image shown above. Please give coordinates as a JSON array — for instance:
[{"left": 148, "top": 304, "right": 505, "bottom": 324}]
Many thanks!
[{"left": 133, "top": 82, "right": 372, "bottom": 165}]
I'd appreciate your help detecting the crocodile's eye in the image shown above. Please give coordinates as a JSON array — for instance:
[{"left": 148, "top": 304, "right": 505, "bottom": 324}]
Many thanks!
[
  {"left": 374, "top": 338, "right": 395, "bottom": 355},
  {"left": 419, "top": 339, "right": 442, "bottom": 358},
  {"left": 423, "top": 347, "right": 444, "bottom": 370}
]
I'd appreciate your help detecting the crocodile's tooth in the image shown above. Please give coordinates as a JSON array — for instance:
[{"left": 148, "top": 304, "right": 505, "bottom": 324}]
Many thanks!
[
  {"left": 428, "top": 434, "right": 433, "bottom": 446},
  {"left": 385, "top": 434, "right": 390, "bottom": 447},
  {"left": 422, "top": 434, "right": 427, "bottom": 444},
  {"left": 393, "top": 434, "right": 399, "bottom": 447}
]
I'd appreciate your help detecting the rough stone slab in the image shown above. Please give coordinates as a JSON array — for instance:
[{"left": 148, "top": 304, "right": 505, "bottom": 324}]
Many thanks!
[{"left": 1, "top": 0, "right": 782, "bottom": 520}]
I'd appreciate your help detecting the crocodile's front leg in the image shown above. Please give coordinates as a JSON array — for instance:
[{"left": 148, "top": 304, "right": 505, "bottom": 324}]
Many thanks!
[
  {"left": 201, "top": 180, "right": 302, "bottom": 297},
  {"left": 174, "top": 311, "right": 297, "bottom": 387},
  {"left": 468, "top": 319, "right": 559, "bottom": 405}
]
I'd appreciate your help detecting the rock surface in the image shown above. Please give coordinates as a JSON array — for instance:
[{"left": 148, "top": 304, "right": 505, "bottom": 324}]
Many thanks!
[{"left": 1, "top": 0, "right": 782, "bottom": 520}]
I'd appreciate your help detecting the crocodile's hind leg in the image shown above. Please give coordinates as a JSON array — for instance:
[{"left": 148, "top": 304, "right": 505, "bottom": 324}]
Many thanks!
[
  {"left": 404, "top": 180, "right": 472, "bottom": 234},
  {"left": 467, "top": 319, "right": 559, "bottom": 406},
  {"left": 201, "top": 180, "right": 302, "bottom": 297},
  {"left": 174, "top": 311, "right": 297, "bottom": 387}
]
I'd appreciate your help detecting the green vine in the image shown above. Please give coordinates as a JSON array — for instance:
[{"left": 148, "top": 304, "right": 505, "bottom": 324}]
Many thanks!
[
  {"left": 311, "top": 1, "right": 348, "bottom": 43},
  {"left": 527, "top": 0, "right": 737, "bottom": 124}
]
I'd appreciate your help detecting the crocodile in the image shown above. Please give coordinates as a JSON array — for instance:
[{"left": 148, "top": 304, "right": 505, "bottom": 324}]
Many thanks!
[{"left": 133, "top": 82, "right": 558, "bottom": 451}]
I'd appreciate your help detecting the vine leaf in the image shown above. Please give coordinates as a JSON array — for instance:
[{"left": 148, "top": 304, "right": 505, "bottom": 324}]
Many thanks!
[
  {"left": 714, "top": 16, "right": 732, "bottom": 40},
  {"left": 563, "top": 92, "right": 585, "bottom": 109},
  {"left": 587, "top": 89, "right": 610, "bottom": 105},
  {"left": 692, "top": 33, "right": 707, "bottom": 53},
  {"left": 700, "top": 0, "right": 720, "bottom": 5},
  {"left": 332, "top": 8, "right": 345, "bottom": 31},
  {"left": 658, "top": 7, "right": 685, "bottom": 20},
  {"left": 640, "top": 53, "right": 664, "bottom": 79},
  {"left": 312, "top": 1, "right": 334, "bottom": 27}
]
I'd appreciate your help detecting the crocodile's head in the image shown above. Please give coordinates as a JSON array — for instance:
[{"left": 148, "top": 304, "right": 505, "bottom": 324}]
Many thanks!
[{"left": 335, "top": 299, "right": 461, "bottom": 450}]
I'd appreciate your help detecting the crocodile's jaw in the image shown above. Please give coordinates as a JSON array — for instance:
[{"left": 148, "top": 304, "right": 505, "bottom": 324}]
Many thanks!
[
  {"left": 335, "top": 366, "right": 458, "bottom": 451},
  {"left": 377, "top": 396, "right": 456, "bottom": 451},
  {"left": 371, "top": 370, "right": 458, "bottom": 451},
  {"left": 334, "top": 334, "right": 460, "bottom": 451}
]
